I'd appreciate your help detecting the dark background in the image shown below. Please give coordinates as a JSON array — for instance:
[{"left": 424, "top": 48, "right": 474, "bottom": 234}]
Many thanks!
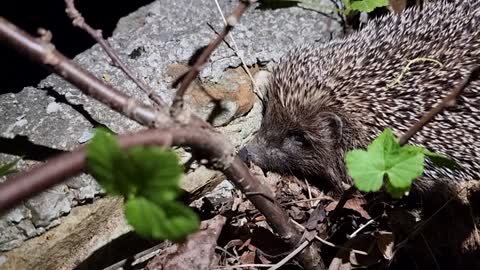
[{"left": 0, "top": 0, "right": 154, "bottom": 94}]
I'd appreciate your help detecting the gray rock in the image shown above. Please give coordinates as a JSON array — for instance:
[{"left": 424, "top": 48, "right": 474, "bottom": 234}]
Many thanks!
[
  {"left": 46, "top": 102, "right": 62, "bottom": 114},
  {"left": 66, "top": 175, "right": 104, "bottom": 201},
  {"left": 0, "top": 87, "right": 92, "bottom": 150},
  {"left": 25, "top": 184, "right": 72, "bottom": 227},
  {"left": 17, "top": 220, "right": 37, "bottom": 238},
  {"left": 0, "top": 220, "right": 25, "bottom": 251},
  {"left": 3, "top": 205, "right": 30, "bottom": 225}
]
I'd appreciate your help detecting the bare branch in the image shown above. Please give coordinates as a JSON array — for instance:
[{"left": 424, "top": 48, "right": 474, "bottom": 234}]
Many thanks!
[
  {"left": 0, "top": 128, "right": 173, "bottom": 212},
  {"left": 0, "top": 124, "right": 303, "bottom": 262},
  {"left": 213, "top": 0, "right": 256, "bottom": 89},
  {"left": 0, "top": 17, "right": 171, "bottom": 128},
  {"left": 170, "top": 0, "right": 256, "bottom": 116},
  {"left": 64, "top": 0, "right": 166, "bottom": 107}
]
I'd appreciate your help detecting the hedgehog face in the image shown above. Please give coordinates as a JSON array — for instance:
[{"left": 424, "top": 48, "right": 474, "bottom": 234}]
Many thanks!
[
  {"left": 239, "top": 97, "right": 350, "bottom": 192},
  {"left": 240, "top": 121, "right": 314, "bottom": 177}
]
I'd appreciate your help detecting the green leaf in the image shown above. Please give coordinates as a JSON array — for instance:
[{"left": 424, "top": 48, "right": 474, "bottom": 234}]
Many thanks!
[
  {"left": 87, "top": 129, "right": 195, "bottom": 241},
  {"left": 404, "top": 146, "right": 458, "bottom": 169},
  {"left": 346, "top": 128, "right": 425, "bottom": 196},
  {"left": 346, "top": 149, "right": 385, "bottom": 192},
  {"left": 86, "top": 129, "right": 183, "bottom": 201},
  {"left": 126, "top": 147, "right": 183, "bottom": 205},
  {"left": 125, "top": 197, "right": 199, "bottom": 241},
  {"left": 350, "top": 0, "right": 388, "bottom": 12},
  {"left": 386, "top": 150, "right": 424, "bottom": 188},
  {"left": 385, "top": 181, "right": 411, "bottom": 199},
  {"left": 0, "top": 158, "right": 20, "bottom": 177},
  {"left": 86, "top": 128, "right": 126, "bottom": 195}
]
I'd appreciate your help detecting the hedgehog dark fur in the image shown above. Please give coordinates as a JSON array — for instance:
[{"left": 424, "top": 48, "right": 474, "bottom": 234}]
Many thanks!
[{"left": 242, "top": 0, "right": 480, "bottom": 193}]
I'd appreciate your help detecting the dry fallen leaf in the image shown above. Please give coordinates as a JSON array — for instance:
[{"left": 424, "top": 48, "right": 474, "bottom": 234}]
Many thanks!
[
  {"left": 325, "top": 197, "right": 371, "bottom": 219},
  {"left": 376, "top": 231, "right": 395, "bottom": 260},
  {"left": 145, "top": 215, "right": 226, "bottom": 270}
]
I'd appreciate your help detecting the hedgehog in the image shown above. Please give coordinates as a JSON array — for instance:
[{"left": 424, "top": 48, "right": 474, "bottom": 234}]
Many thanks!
[{"left": 240, "top": 0, "right": 480, "bottom": 193}]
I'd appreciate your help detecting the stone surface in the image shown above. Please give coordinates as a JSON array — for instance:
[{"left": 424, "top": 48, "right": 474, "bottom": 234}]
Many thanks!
[
  {"left": 0, "top": 197, "right": 128, "bottom": 270},
  {"left": 25, "top": 184, "right": 72, "bottom": 228},
  {"left": 165, "top": 64, "right": 256, "bottom": 126},
  {"left": 0, "top": 87, "right": 93, "bottom": 150},
  {"left": 0, "top": 0, "right": 340, "bottom": 255}
]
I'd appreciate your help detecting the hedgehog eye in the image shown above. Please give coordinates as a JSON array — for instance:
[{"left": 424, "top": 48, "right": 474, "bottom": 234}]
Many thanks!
[{"left": 288, "top": 133, "right": 310, "bottom": 147}]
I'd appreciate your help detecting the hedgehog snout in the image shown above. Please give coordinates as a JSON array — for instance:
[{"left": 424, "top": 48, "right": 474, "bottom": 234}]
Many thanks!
[
  {"left": 238, "top": 135, "right": 276, "bottom": 171},
  {"left": 238, "top": 143, "right": 264, "bottom": 167},
  {"left": 238, "top": 147, "right": 251, "bottom": 165}
]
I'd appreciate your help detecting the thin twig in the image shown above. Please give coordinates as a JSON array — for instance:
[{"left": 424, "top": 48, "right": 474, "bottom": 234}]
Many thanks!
[
  {"left": 213, "top": 0, "right": 256, "bottom": 88},
  {"left": 291, "top": 220, "right": 368, "bottom": 256},
  {"left": 398, "top": 66, "right": 480, "bottom": 146},
  {"left": 231, "top": 195, "right": 333, "bottom": 221},
  {"left": 64, "top": 0, "right": 166, "bottom": 107},
  {"left": 421, "top": 233, "right": 441, "bottom": 270},
  {"left": 328, "top": 0, "right": 347, "bottom": 33},
  {"left": 268, "top": 240, "right": 311, "bottom": 270},
  {"left": 215, "top": 246, "right": 240, "bottom": 263},
  {"left": 281, "top": 196, "right": 333, "bottom": 207},
  {"left": 394, "top": 184, "right": 473, "bottom": 256},
  {"left": 305, "top": 179, "right": 315, "bottom": 207},
  {"left": 0, "top": 17, "right": 170, "bottom": 127},
  {"left": 0, "top": 128, "right": 173, "bottom": 212},
  {"left": 348, "top": 218, "right": 376, "bottom": 239},
  {"left": 401, "top": 187, "right": 465, "bottom": 244},
  {"left": 170, "top": 0, "right": 256, "bottom": 116}
]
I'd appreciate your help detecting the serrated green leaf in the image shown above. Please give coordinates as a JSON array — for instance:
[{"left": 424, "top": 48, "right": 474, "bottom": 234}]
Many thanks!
[
  {"left": 86, "top": 128, "right": 125, "bottom": 195},
  {"left": 386, "top": 151, "right": 424, "bottom": 188},
  {"left": 346, "top": 128, "right": 425, "bottom": 196},
  {"left": 126, "top": 147, "right": 183, "bottom": 204},
  {"left": 404, "top": 146, "right": 458, "bottom": 169},
  {"left": 125, "top": 197, "right": 199, "bottom": 241},
  {"left": 0, "top": 158, "right": 20, "bottom": 177},
  {"left": 350, "top": 0, "right": 388, "bottom": 12},
  {"left": 87, "top": 129, "right": 183, "bottom": 201},
  {"left": 426, "top": 153, "right": 458, "bottom": 170},
  {"left": 370, "top": 128, "right": 400, "bottom": 169},
  {"left": 87, "top": 129, "right": 193, "bottom": 241},
  {"left": 112, "top": 150, "right": 139, "bottom": 196},
  {"left": 346, "top": 150, "right": 384, "bottom": 192}
]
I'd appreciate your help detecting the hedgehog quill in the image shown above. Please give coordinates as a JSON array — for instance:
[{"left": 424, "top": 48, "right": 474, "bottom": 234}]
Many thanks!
[{"left": 240, "top": 0, "right": 480, "bottom": 193}]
